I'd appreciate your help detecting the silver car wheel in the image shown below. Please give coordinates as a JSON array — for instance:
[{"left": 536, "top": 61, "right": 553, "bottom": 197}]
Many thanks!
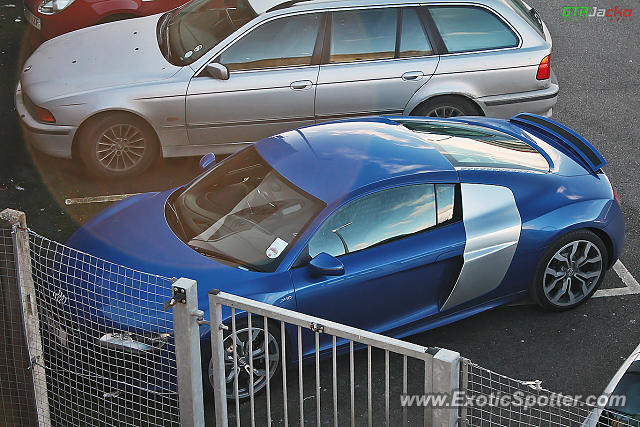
[
  {"left": 208, "top": 325, "right": 280, "bottom": 400},
  {"left": 96, "top": 124, "right": 146, "bottom": 172},
  {"left": 543, "top": 240, "right": 603, "bottom": 307},
  {"left": 426, "top": 105, "right": 465, "bottom": 118}
]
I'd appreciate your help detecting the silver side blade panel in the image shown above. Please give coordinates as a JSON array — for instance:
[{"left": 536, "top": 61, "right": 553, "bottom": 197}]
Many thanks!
[{"left": 441, "top": 183, "right": 522, "bottom": 312}]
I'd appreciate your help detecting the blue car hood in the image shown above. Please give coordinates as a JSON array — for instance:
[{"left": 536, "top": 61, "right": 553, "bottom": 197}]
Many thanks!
[{"left": 64, "top": 190, "right": 261, "bottom": 332}]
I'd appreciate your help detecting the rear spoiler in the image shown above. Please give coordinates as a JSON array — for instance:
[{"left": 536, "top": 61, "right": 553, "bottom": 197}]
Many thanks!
[{"left": 510, "top": 113, "right": 606, "bottom": 173}]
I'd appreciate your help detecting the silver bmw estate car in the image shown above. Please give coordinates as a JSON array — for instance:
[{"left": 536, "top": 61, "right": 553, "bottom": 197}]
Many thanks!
[{"left": 16, "top": 0, "right": 558, "bottom": 178}]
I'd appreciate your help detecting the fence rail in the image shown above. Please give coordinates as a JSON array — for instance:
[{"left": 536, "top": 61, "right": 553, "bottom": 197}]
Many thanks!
[{"left": 208, "top": 289, "right": 460, "bottom": 427}]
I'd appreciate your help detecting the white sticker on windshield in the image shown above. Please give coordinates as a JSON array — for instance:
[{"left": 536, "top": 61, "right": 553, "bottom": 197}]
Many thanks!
[
  {"left": 266, "top": 238, "right": 288, "bottom": 259},
  {"left": 184, "top": 50, "right": 193, "bottom": 58}
]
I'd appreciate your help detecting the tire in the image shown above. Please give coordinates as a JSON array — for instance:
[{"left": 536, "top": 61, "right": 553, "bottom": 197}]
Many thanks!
[
  {"left": 412, "top": 96, "right": 481, "bottom": 118},
  {"left": 530, "top": 230, "right": 608, "bottom": 311},
  {"left": 77, "top": 113, "right": 159, "bottom": 179},
  {"left": 202, "top": 317, "right": 282, "bottom": 402}
]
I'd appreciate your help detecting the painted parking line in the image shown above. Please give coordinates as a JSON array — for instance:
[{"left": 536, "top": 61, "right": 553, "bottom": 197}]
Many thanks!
[
  {"left": 65, "top": 193, "right": 142, "bottom": 205},
  {"left": 508, "top": 260, "right": 640, "bottom": 306},
  {"left": 594, "top": 260, "right": 640, "bottom": 298}
]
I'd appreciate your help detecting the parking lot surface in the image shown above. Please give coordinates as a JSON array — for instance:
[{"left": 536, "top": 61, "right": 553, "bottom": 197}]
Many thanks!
[{"left": 0, "top": 0, "right": 638, "bottom": 402}]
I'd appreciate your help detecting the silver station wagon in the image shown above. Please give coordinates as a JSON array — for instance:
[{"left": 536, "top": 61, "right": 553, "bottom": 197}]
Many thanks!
[{"left": 16, "top": 0, "right": 558, "bottom": 178}]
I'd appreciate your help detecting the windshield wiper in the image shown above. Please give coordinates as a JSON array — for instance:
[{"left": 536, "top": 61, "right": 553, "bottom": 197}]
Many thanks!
[
  {"left": 166, "top": 199, "right": 188, "bottom": 241},
  {"left": 188, "top": 244, "right": 261, "bottom": 272}
]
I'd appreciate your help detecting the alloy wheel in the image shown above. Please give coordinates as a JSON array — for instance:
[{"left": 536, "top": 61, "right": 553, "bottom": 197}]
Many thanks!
[
  {"left": 543, "top": 240, "right": 603, "bottom": 307},
  {"left": 96, "top": 124, "right": 146, "bottom": 172},
  {"left": 426, "top": 105, "right": 465, "bottom": 118},
  {"left": 209, "top": 325, "right": 280, "bottom": 399}
]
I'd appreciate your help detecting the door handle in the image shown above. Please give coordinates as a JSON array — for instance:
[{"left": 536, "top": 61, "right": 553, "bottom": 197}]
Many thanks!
[
  {"left": 290, "top": 80, "right": 313, "bottom": 90},
  {"left": 402, "top": 71, "right": 424, "bottom": 81}
]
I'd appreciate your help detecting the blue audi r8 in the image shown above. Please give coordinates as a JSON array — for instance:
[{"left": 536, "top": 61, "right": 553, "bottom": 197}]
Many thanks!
[{"left": 65, "top": 113, "right": 624, "bottom": 398}]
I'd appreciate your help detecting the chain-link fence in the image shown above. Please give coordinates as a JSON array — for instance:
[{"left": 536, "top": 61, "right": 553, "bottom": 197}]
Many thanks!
[{"left": 461, "top": 359, "right": 639, "bottom": 427}]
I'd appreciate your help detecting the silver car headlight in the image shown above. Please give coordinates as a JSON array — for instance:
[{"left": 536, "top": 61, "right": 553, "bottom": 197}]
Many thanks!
[{"left": 38, "top": 0, "right": 76, "bottom": 15}]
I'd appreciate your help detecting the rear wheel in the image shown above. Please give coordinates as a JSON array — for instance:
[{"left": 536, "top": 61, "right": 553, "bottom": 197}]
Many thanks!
[
  {"left": 530, "top": 230, "right": 607, "bottom": 310},
  {"left": 412, "top": 96, "right": 481, "bottom": 118},
  {"left": 77, "top": 113, "right": 158, "bottom": 179}
]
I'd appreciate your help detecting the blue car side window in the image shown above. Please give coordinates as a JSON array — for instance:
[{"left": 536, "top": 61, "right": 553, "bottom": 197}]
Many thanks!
[{"left": 307, "top": 184, "right": 444, "bottom": 259}]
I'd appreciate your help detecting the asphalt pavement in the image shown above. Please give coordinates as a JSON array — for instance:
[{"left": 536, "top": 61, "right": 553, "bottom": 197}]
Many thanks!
[{"left": 0, "top": 0, "right": 638, "bottom": 414}]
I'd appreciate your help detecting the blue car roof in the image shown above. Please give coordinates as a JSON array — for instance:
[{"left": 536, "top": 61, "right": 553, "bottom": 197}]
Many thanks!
[{"left": 255, "top": 117, "right": 458, "bottom": 203}]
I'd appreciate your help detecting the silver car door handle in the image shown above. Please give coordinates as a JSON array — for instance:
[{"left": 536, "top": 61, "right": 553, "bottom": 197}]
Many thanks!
[
  {"left": 402, "top": 71, "right": 424, "bottom": 81},
  {"left": 290, "top": 80, "right": 313, "bottom": 90}
]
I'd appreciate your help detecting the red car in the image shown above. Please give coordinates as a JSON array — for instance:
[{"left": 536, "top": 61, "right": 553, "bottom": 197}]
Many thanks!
[{"left": 23, "top": 0, "right": 190, "bottom": 43}]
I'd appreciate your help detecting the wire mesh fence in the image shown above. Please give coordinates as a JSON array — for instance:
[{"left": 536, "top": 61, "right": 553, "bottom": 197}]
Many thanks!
[
  {"left": 24, "top": 225, "right": 182, "bottom": 426},
  {"left": 3, "top": 207, "right": 640, "bottom": 427},
  {"left": 461, "top": 359, "right": 640, "bottom": 427},
  {"left": 0, "top": 219, "right": 38, "bottom": 427}
]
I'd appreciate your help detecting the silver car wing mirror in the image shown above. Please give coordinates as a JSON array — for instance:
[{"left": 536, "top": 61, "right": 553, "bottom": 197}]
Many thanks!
[{"left": 206, "top": 63, "right": 229, "bottom": 80}]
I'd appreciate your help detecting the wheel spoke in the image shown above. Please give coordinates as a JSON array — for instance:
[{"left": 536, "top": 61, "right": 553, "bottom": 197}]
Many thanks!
[
  {"left": 575, "top": 270, "right": 600, "bottom": 280},
  {"left": 568, "top": 242, "right": 579, "bottom": 262},
  {"left": 545, "top": 267, "right": 564, "bottom": 278}
]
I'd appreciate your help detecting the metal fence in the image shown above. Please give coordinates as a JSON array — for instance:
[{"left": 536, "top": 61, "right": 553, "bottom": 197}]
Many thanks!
[
  {"left": 461, "top": 359, "right": 639, "bottom": 427},
  {"left": 0, "top": 208, "right": 205, "bottom": 427},
  {"left": 0, "top": 210, "right": 40, "bottom": 427},
  {"left": 2, "top": 206, "right": 640, "bottom": 427},
  {"left": 208, "top": 290, "right": 460, "bottom": 427}
]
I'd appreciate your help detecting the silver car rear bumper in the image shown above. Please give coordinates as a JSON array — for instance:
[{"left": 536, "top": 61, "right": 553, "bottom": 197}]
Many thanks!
[
  {"left": 476, "top": 73, "right": 559, "bottom": 118},
  {"left": 15, "top": 82, "right": 76, "bottom": 159}
]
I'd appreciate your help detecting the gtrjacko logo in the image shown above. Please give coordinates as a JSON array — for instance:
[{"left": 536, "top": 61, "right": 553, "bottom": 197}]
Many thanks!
[{"left": 562, "top": 5, "right": 633, "bottom": 22}]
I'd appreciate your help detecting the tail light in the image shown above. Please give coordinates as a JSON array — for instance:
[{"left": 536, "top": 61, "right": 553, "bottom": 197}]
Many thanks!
[
  {"left": 612, "top": 183, "right": 621, "bottom": 206},
  {"left": 536, "top": 55, "right": 550, "bottom": 80}
]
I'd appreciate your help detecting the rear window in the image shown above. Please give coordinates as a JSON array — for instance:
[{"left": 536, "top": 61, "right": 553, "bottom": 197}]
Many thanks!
[
  {"left": 398, "top": 120, "right": 549, "bottom": 172},
  {"left": 429, "top": 6, "right": 519, "bottom": 53},
  {"left": 505, "top": 0, "right": 546, "bottom": 38}
]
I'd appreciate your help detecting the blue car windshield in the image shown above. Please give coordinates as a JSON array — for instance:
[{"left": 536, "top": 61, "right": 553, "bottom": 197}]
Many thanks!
[
  {"left": 172, "top": 147, "right": 326, "bottom": 272},
  {"left": 158, "top": 0, "right": 256, "bottom": 65}
]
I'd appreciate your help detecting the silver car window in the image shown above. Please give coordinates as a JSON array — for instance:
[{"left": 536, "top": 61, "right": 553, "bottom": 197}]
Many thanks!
[
  {"left": 219, "top": 13, "right": 322, "bottom": 71},
  {"left": 399, "top": 8, "right": 434, "bottom": 58},
  {"left": 429, "top": 6, "right": 519, "bottom": 54},
  {"left": 329, "top": 8, "right": 397, "bottom": 63},
  {"left": 160, "top": 0, "right": 256, "bottom": 65}
]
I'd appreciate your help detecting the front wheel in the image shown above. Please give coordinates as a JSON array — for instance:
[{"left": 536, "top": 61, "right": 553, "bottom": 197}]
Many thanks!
[
  {"left": 202, "top": 318, "right": 282, "bottom": 401},
  {"left": 530, "top": 230, "right": 608, "bottom": 311},
  {"left": 77, "top": 113, "right": 158, "bottom": 179}
]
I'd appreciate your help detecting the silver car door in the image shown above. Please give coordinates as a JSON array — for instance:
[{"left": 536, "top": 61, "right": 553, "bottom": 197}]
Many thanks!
[
  {"left": 315, "top": 7, "right": 439, "bottom": 122},
  {"left": 186, "top": 12, "right": 323, "bottom": 154}
]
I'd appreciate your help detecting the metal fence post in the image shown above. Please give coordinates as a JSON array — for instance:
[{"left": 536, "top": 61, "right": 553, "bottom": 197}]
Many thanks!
[
  {"left": 172, "top": 278, "right": 205, "bottom": 427},
  {"left": 432, "top": 348, "right": 460, "bottom": 427},
  {"left": 0, "top": 209, "right": 51, "bottom": 427},
  {"left": 208, "top": 290, "right": 228, "bottom": 427}
]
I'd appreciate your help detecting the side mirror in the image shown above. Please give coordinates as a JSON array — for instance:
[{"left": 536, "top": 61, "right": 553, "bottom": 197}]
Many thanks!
[
  {"left": 199, "top": 153, "right": 216, "bottom": 170},
  {"left": 206, "top": 63, "right": 229, "bottom": 80},
  {"left": 309, "top": 253, "right": 344, "bottom": 277}
]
